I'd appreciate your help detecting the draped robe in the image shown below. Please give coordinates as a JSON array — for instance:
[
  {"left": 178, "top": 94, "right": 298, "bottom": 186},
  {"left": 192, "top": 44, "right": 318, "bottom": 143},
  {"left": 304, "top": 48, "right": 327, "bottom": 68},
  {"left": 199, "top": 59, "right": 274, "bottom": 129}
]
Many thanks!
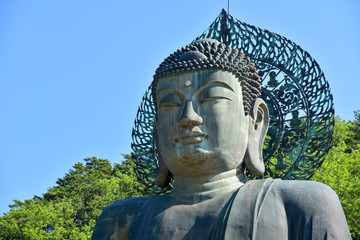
[{"left": 92, "top": 179, "right": 351, "bottom": 240}]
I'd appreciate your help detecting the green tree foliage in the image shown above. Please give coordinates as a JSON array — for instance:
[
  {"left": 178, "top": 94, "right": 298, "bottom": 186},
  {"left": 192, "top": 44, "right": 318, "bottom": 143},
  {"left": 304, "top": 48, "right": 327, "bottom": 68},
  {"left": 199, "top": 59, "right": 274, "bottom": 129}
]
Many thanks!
[
  {"left": 312, "top": 115, "right": 360, "bottom": 239},
  {"left": 0, "top": 156, "right": 147, "bottom": 239},
  {"left": 349, "top": 110, "right": 360, "bottom": 149}
]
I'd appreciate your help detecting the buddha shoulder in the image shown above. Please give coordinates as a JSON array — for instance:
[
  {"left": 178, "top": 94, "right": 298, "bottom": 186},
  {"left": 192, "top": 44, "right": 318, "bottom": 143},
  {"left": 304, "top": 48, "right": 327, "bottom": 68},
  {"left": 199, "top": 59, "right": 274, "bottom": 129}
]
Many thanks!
[
  {"left": 276, "top": 180, "right": 350, "bottom": 238},
  {"left": 272, "top": 180, "right": 341, "bottom": 209},
  {"left": 91, "top": 197, "right": 151, "bottom": 240},
  {"left": 243, "top": 179, "right": 345, "bottom": 217},
  {"left": 238, "top": 179, "right": 350, "bottom": 238}
]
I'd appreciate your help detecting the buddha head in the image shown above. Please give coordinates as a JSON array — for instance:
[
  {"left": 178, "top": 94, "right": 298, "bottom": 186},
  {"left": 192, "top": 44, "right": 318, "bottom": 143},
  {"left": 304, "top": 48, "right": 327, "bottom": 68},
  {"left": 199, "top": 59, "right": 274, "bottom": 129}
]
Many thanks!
[{"left": 152, "top": 39, "right": 269, "bottom": 187}]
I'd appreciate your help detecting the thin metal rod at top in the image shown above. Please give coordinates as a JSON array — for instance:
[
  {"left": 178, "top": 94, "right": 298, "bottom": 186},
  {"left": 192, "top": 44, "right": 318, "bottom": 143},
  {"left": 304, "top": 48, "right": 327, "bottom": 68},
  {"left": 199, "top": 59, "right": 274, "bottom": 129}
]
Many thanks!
[
  {"left": 227, "top": 0, "right": 231, "bottom": 31},
  {"left": 228, "top": 0, "right": 230, "bottom": 16}
]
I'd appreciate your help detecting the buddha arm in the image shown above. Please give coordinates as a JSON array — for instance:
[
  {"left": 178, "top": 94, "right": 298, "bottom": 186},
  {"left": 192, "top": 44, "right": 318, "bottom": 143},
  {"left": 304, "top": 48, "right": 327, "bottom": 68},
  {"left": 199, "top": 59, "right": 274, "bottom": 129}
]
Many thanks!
[{"left": 91, "top": 198, "right": 142, "bottom": 240}]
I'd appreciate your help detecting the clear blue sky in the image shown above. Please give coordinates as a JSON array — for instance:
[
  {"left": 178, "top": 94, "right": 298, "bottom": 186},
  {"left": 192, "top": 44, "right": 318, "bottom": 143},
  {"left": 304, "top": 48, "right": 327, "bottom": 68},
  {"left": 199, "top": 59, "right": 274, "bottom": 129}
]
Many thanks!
[{"left": 1, "top": 0, "right": 359, "bottom": 215}]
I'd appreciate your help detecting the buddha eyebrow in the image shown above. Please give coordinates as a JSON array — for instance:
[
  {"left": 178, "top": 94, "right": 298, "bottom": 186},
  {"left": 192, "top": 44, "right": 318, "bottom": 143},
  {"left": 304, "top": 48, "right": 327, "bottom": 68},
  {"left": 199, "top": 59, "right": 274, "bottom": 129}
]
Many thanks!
[
  {"left": 157, "top": 89, "right": 183, "bottom": 100},
  {"left": 201, "top": 81, "right": 235, "bottom": 93}
]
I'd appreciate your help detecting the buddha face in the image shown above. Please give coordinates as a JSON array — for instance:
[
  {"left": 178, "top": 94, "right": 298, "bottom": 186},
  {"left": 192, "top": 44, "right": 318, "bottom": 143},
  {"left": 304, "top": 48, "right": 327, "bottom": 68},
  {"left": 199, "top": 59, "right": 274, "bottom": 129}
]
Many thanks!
[{"left": 155, "top": 69, "right": 250, "bottom": 178}]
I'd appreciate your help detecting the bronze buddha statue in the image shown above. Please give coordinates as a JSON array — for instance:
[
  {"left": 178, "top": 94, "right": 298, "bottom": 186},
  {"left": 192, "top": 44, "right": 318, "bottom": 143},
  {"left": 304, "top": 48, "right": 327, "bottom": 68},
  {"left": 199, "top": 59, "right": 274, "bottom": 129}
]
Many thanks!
[{"left": 92, "top": 39, "right": 350, "bottom": 240}]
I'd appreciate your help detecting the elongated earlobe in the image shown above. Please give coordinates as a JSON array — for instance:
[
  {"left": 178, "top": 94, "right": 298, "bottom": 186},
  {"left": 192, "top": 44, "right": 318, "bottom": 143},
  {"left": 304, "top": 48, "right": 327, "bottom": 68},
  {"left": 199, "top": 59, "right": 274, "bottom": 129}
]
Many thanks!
[
  {"left": 153, "top": 120, "right": 172, "bottom": 187},
  {"left": 244, "top": 98, "right": 270, "bottom": 176},
  {"left": 155, "top": 155, "right": 172, "bottom": 188}
]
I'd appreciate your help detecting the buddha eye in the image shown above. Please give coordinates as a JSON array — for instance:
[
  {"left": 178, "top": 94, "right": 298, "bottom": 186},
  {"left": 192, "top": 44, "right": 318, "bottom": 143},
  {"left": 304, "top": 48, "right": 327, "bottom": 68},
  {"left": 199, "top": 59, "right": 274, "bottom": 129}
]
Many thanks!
[
  {"left": 200, "top": 96, "right": 231, "bottom": 103},
  {"left": 199, "top": 86, "right": 233, "bottom": 104},
  {"left": 159, "top": 102, "right": 181, "bottom": 109},
  {"left": 158, "top": 93, "right": 181, "bottom": 110}
]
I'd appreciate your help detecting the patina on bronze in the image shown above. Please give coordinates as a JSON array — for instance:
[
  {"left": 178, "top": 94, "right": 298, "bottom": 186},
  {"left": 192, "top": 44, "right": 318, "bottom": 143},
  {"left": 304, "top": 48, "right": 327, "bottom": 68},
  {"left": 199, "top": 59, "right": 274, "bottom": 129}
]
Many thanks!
[{"left": 92, "top": 39, "right": 351, "bottom": 239}]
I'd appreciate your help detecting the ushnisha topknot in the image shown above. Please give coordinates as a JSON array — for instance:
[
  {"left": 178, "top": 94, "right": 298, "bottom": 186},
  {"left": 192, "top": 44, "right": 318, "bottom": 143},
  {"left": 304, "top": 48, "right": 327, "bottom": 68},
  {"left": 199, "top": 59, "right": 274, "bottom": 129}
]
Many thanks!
[{"left": 152, "top": 39, "right": 261, "bottom": 115}]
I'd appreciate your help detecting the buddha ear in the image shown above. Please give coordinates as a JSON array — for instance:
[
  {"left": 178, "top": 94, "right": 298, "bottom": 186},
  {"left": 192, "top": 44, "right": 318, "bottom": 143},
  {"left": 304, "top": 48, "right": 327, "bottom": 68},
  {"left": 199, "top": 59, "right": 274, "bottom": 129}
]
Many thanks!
[
  {"left": 153, "top": 119, "right": 172, "bottom": 188},
  {"left": 244, "top": 98, "right": 270, "bottom": 176}
]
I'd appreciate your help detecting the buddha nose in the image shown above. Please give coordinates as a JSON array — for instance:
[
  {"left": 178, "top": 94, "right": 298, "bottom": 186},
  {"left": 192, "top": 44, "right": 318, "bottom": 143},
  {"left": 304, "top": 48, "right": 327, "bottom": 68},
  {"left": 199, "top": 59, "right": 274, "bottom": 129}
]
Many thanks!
[{"left": 178, "top": 101, "right": 203, "bottom": 128}]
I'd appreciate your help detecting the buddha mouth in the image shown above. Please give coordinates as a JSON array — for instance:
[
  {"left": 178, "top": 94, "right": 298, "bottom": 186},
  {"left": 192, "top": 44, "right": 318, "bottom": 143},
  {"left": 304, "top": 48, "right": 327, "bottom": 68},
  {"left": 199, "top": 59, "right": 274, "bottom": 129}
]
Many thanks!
[{"left": 176, "top": 131, "right": 207, "bottom": 145}]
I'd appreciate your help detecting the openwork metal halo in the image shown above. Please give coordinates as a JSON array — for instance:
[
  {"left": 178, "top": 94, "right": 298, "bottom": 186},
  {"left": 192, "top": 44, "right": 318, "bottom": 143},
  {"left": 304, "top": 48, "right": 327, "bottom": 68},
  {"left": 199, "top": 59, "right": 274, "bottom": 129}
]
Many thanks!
[{"left": 131, "top": 10, "right": 334, "bottom": 194}]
